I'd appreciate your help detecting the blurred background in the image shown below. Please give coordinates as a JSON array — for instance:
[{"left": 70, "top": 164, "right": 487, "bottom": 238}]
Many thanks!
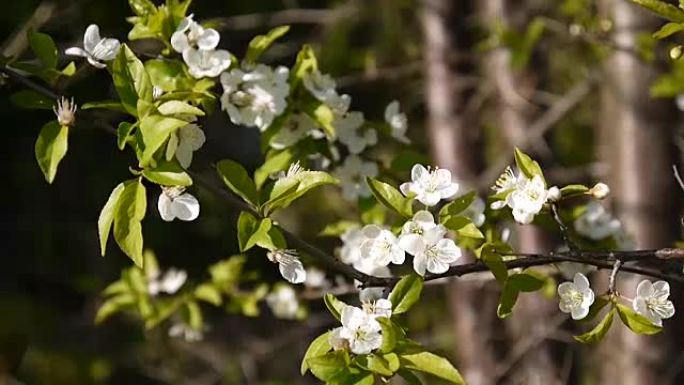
[{"left": 2, "top": 0, "right": 684, "bottom": 384}]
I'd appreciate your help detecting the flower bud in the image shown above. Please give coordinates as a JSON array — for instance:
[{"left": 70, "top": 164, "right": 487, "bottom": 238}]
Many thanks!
[
  {"left": 671, "top": 45, "right": 683, "bottom": 60},
  {"left": 547, "top": 186, "right": 561, "bottom": 202},
  {"left": 590, "top": 182, "right": 610, "bottom": 199}
]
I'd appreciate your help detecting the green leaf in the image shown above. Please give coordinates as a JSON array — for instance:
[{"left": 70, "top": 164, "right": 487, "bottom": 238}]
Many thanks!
[
  {"left": 481, "top": 244, "right": 508, "bottom": 283},
  {"left": 307, "top": 351, "right": 349, "bottom": 382},
  {"left": 355, "top": 354, "right": 393, "bottom": 376},
  {"left": 194, "top": 283, "right": 222, "bottom": 306},
  {"left": 366, "top": 177, "right": 413, "bottom": 218},
  {"left": 389, "top": 274, "right": 423, "bottom": 315},
  {"left": 185, "top": 300, "right": 203, "bottom": 330},
  {"left": 292, "top": 44, "right": 318, "bottom": 85},
  {"left": 265, "top": 171, "right": 338, "bottom": 213},
  {"left": 82, "top": 100, "right": 127, "bottom": 113},
  {"left": 616, "top": 303, "right": 663, "bottom": 335},
  {"left": 98, "top": 182, "right": 125, "bottom": 256},
  {"left": 139, "top": 114, "right": 187, "bottom": 166},
  {"left": 398, "top": 369, "right": 423, "bottom": 385},
  {"left": 303, "top": 98, "right": 336, "bottom": 140},
  {"left": 301, "top": 331, "right": 333, "bottom": 375},
  {"left": 631, "top": 0, "right": 684, "bottom": 22},
  {"left": 142, "top": 160, "right": 193, "bottom": 186},
  {"left": 559, "top": 184, "right": 589, "bottom": 197},
  {"left": 145, "top": 59, "right": 194, "bottom": 92},
  {"left": 398, "top": 351, "right": 465, "bottom": 384},
  {"left": 653, "top": 22, "right": 684, "bottom": 39},
  {"left": 34, "top": 121, "right": 69, "bottom": 183},
  {"left": 574, "top": 308, "right": 615, "bottom": 344},
  {"left": 508, "top": 273, "right": 545, "bottom": 292},
  {"left": 117, "top": 121, "right": 136, "bottom": 150},
  {"left": 113, "top": 179, "right": 147, "bottom": 267},
  {"left": 254, "top": 149, "right": 296, "bottom": 189},
  {"left": 112, "top": 44, "right": 153, "bottom": 116},
  {"left": 244, "top": 25, "right": 290, "bottom": 64},
  {"left": 439, "top": 192, "right": 476, "bottom": 220},
  {"left": 245, "top": 218, "right": 277, "bottom": 251},
  {"left": 10, "top": 90, "right": 53, "bottom": 109},
  {"left": 157, "top": 100, "right": 204, "bottom": 117},
  {"left": 129, "top": 0, "right": 157, "bottom": 16},
  {"left": 236, "top": 211, "right": 259, "bottom": 252},
  {"left": 442, "top": 216, "right": 484, "bottom": 239},
  {"left": 324, "top": 293, "right": 347, "bottom": 321},
  {"left": 209, "top": 255, "right": 246, "bottom": 287},
  {"left": 497, "top": 280, "right": 520, "bottom": 318},
  {"left": 28, "top": 29, "right": 57, "bottom": 68},
  {"left": 95, "top": 293, "right": 135, "bottom": 324},
  {"left": 514, "top": 147, "right": 545, "bottom": 183},
  {"left": 377, "top": 317, "right": 398, "bottom": 353},
  {"left": 216, "top": 159, "right": 259, "bottom": 206}
]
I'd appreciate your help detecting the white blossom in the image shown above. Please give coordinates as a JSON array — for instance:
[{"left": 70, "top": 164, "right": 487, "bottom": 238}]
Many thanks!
[
  {"left": 220, "top": 65, "right": 290, "bottom": 130},
  {"left": 400, "top": 164, "right": 459, "bottom": 206},
  {"left": 266, "top": 285, "right": 300, "bottom": 319},
  {"left": 148, "top": 268, "right": 187, "bottom": 296},
  {"left": 492, "top": 166, "right": 518, "bottom": 195},
  {"left": 169, "top": 323, "right": 203, "bottom": 342},
  {"left": 384, "top": 100, "right": 410, "bottom": 143},
  {"left": 53, "top": 97, "right": 77, "bottom": 127},
  {"left": 302, "top": 70, "right": 351, "bottom": 115},
  {"left": 171, "top": 15, "right": 220, "bottom": 53},
  {"left": 183, "top": 47, "right": 231, "bottom": 78},
  {"left": 334, "top": 155, "right": 379, "bottom": 201},
  {"left": 270, "top": 113, "right": 318, "bottom": 149},
  {"left": 360, "top": 225, "right": 406, "bottom": 267},
  {"left": 399, "top": 210, "right": 438, "bottom": 239},
  {"left": 158, "top": 187, "right": 200, "bottom": 222},
  {"left": 165, "top": 124, "right": 206, "bottom": 168},
  {"left": 399, "top": 225, "right": 461, "bottom": 276},
  {"left": 633, "top": 280, "right": 675, "bottom": 327},
  {"left": 590, "top": 182, "right": 610, "bottom": 199},
  {"left": 558, "top": 273, "right": 595, "bottom": 320},
  {"left": 336, "top": 112, "right": 377, "bottom": 154},
  {"left": 573, "top": 201, "right": 621, "bottom": 240},
  {"left": 65, "top": 24, "right": 120, "bottom": 69},
  {"left": 462, "top": 197, "right": 486, "bottom": 227},
  {"left": 338, "top": 227, "right": 366, "bottom": 265},
  {"left": 362, "top": 298, "right": 392, "bottom": 319},
  {"left": 267, "top": 249, "right": 306, "bottom": 284},
  {"left": 329, "top": 305, "right": 383, "bottom": 355},
  {"left": 491, "top": 168, "right": 547, "bottom": 224}
]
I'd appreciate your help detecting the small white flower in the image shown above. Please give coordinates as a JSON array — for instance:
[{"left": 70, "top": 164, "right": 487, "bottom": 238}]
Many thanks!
[
  {"left": 338, "top": 227, "right": 366, "bottom": 265},
  {"left": 336, "top": 112, "right": 377, "bottom": 154},
  {"left": 220, "top": 65, "right": 290, "bottom": 130},
  {"left": 399, "top": 210, "right": 438, "bottom": 238},
  {"left": 266, "top": 284, "right": 300, "bottom": 319},
  {"left": 330, "top": 305, "right": 383, "bottom": 355},
  {"left": 574, "top": 201, "right": 622, "bottom": 240},
  {"left": 400, "top": 164, "right": 459, "bottom": 206},
  {"left": 267, "top": 249, "right": 307, "bottom": 284},
  {"left": 183, "top": 47, "right": 231, "bottom": 79},
  {"left": 384, "top": 101, "right": 410, "bottom": 144},
  {"left": 53, "top": 97, "right": 77, "bottom": 127},
  {"left": 633, "top": 280, "right": 675, "bottom": 327},
  {"left": 166, "top": 124, "right": 206, "bottom": 168},
  {"left": 303, "top": 70, "right": 338, "bottom": 102},
  {"left": 492, "top": 170, "right": 547, "bottom": 224},
  {"left": 304, "top": 267, "right": 329, "bottom": 289},
  {"left": 360, "top": 225, "right": 406, "bottom": 267},
  {"left": 171, "top": 15, "right": 220, "bottom": 53},
  {"left": 270, "top": 113, "right": 317, "bottom": 149},
  {"left": 148, "top": 268, "right": 187, "bottom": 296},
  {"left": 462, "top": 197, "right": 486, "bottom": 227},
  {"left": 158, "top": 187, "right": 200, "bottom": 222},
  {"left": 399, "top": 225, "right": 461, "bottom": 276},
  {"left": 169, "top": 322, "right": 203, "bottom": 342},
  {"left": 547, "top": 186, "right": 561, "bottom": 202},
  {"left": 334, "top": 155, "right": 379, "bottom": 201},
  {"left": 65, "top": 24, "right": 120, "bottom": 69},
  {"left": 362, "top": 298, "right": 392, "bottom": 319},
  {"left": 558, "top": 273, "right": 595, "bottom": 320},
  {"left": 590, "top": 182, "right": 610, "bottom": 199}
]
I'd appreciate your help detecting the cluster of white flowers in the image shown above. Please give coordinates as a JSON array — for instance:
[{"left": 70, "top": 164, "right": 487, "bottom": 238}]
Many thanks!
[
  {"left": 303, "top": 70, "right": 351, "bottom": 115},
  {"left": 329, "top": 299, "right": 392, "bottom": 355},
  {"left": 165, "top": 124, "right": 206, "bottom": 169},
  {"left": 396, "top": 211, "right": 462, "bottom": 276},
  {"left": 220, "top": 64, "right": 290, "bottom": 130},
  {"left": 147, "top": 268, "right": 187, "bottom": 296},
  {"left": 400, "top": 164, "right": 459, "bottom": 206},
  {"left": 66, "top": 24, "right": 120, "bottom": 69},
  {"left": 157, "top": 186, "right": 200, "bottom": 222},
  {"left": 558, "top": 272, "right": 595, "bottom": 320},
  {"left": 491, "top": 167, "right": 555, "bottom": 224},
  {"left": 270, "top": 113, "right": 322, "bottom": 150},
  {"left": 337, "top": 227, "right": 391, "bottom": 278},
  {"left": 334, "top": 155, "right": 379, "bottom": 201},
  {"left": 573, "top": 201, "right": 622, "bottom": 240},
  {"left": 171, "top": 15, "right": 231, "bottom": 78},
  {"left": 266, "top": 284, "right": 301, "bottom": 319},
  {"left": 267, "top": 249, "right": 306, "bottom": 284}
]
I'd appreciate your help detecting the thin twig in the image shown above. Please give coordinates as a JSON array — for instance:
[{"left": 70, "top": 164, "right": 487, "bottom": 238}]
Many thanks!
[
  {"left": 608, "top": 260, "right": 623, "bottom": 294},
  {"left": 550, "top": 202, "right": 579, "bottom": 254}
]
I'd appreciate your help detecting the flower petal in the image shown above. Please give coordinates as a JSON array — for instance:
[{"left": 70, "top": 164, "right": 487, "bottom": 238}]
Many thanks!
[
  {"left": 158, "top": 193, "right": 176, "bottom": 222},
  {"left": 171, "top": 193, "right": 200, "bottom": 221}
]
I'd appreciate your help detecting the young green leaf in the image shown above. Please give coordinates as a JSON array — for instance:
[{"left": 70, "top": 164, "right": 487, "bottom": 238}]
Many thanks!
[
  {"left": 616, "top": 303, "right": 663, "bottom": 335},
  {"left": 398, "top": 350, "right": 466, "bottom": 385},
  {"left": 366, "top": 177, "right": 413, "bottom": 218},
  {"left": 438, "top": 191, "right": 476, "bottom": 220},
  {"left": 142, "top": 160, "right": 193, "bottom": 186},
  {"left": 244, "top": 25, "right": 290, "bottom": 64},
  {"left": 508, "top": 273, "right": 545, "bottom": 292},
  {"left": 442, "top": 216, "right": 484, "bottom": 239},
  {"left": 194, "top": 283, "right": 223, "bottom": 306},
  {"left": 216, "top": 159, "right": 259, "bottom": 206},
  {"left": 113, "top": 179, "right": 147, "bottom": 267},
  {"left": 307, "top": 350, "right": 349, "bottom": 382},
  {"left": 82, "top": 100, "right": 127, "bottom": 113},
  {"left": 355, "top": 354, "right": 393, "bottom": 376},
  {"left": 117, "top": 121, "right": 136, "bottom": 150},
  {"left": 301, "top": 331, "right": 333, "bottom": 375},
  {"left": 265, "top": 171, "right": 338, "bottom": 213},
  {"left": 388, "top": 274, "right": 424, "bottom": 315},
  {"left": 34, "top": 121, "right": 69, "bottom": 183},
  {"left": 95, "top": 293, "right": 135, "bottom": 324},
  {"left": 253, "top": 148, "right": 296, "bottom": 189},
  {"left": 157, "top": 100, "right": 205, "bottom": 117},
  {"left": 514, "top": 147, "right": 545, "bottom": 182},
  {"left": 113, "top": 44, "right": 153, "bottom": 116},
  {"left": 574, "top": 308, "right": 615, "bottom": 344},
  {"left": 139, "top": 114, "right": 188, "bottom": 166},
  {"left": 497, "top": 280, "right": 520, "bottom": 319},
  {"left": 98, "top": 182, "right": 125, "bottom": 256},
  {"left": 480, "top": 244, "right": 508, "bottom": 283},
  {"left": 652, "top": 22, "right": 684, "bottom": 39},
  {"left": 292, "top": 44, "right": 318, "bottom": 85},
  {"left": 631, "top": 0, "right": 684, "bottom": 22},
  {"left": 324, "top": 293, "right": 347, "bottom": 321},
  {"left": 397, "top": 369, "right": 424, "bottom": 385},
  {"left": 303, "top": 98, "right": 336, "bottom": 140},
  {"left": 377, "top": 317, "right": 398, "bottom": 353},
  {"left": 245, "top": 218, "right": 274, "bottom": 251},
  {"left": 237, "top": 211, "right": 259, "bottom": 252},
  {"left": 28, "top": 29, "right": 58, "bottom": 69},
  {"left": 559, "top": 184, "right": 589, "bottom": 197}
]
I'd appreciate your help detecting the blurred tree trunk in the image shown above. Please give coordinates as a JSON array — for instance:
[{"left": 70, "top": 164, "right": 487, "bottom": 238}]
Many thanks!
[
  {"left": 479, "top": 1, "right": 562, "bottom": 384},
  {"left": 596, "top": 1, "right": 677, "bottom": 384},
  {"left": 419, "top": 1, "right": 496, "bottom": 384}
]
